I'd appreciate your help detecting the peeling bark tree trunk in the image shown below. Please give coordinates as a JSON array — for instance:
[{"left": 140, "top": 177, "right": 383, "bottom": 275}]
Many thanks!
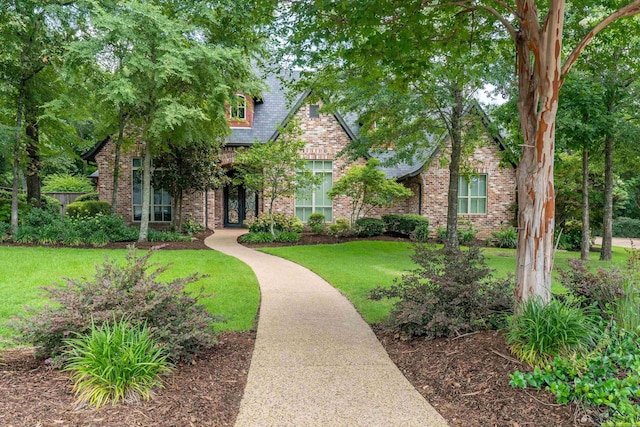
[
  {"left": 600, "top": 135, "right": 614, "bottom": 261},
  {"left": 581, "top": 148, "right": 590, "bottom": 261},
  {"left": 514, "top": 0, "right": 563, "bottom": 303},
  {"left": 445, "top": 85, "right": 464, "bottom": 251}
]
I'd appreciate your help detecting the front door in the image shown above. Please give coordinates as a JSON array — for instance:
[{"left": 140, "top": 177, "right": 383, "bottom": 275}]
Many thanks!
[{"left": 223, "top": 184, "right": 258, "bottom": 227}]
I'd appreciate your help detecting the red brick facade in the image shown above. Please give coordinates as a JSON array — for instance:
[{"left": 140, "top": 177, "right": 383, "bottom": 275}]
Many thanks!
[{"left": 94, "top": 102, "right": 515, "bottom": 237}]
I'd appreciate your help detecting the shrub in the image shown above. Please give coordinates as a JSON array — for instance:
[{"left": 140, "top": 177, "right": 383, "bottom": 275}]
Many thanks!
[
  {"left": 558, "top": 259, "right": 625, "bottom": 312},
  {"left": 10, "top": 247, "right": 218, "bottom": 363},
  {"left": 275, "top": 231, "right": 301, "bottom": 243},
  {"left": 328, "top": 217, "right": 352, "bottom": 237},
  {"left": 506, "top": 297, "right": 596, "bottom": 367},
  {"left": 612, "top": 217, "right": 640, "bottom": 238},
  {"left": 42, "top": 173, "right": 94, "bottom": 193},
  {"left": 383, "top": 214, "right": 429, "bottom": 236},
  {"left": 63, "top": 319, "right": 173, "bottom": 408},
  {"left": 74, "top": 192, "right": 99, "bottom": 202},
  {"left": 148, "top": 229, "right": 189, "bottom": 242},
  {"left": 370, "top": 245, "right": 514, "bottom": 340},
  {"left": 556, "top": 219, "right": 582, "bottom": 251},
  {"left": 490, "top": 226, "right": 518, "bottom": 248},
  {"left": 0, "top": 221, "right": 9, "bottom": 242},
  {"left": 510, "top": 323, "right": 640, "bottom": 426},
  {"left": 0, "top": 190, "right": 60, "bottom": 221},
  {"left": 246, "top": 212, "right": 303, "bottom": 233},
  {"left": 66, "top": 201, "right": 111, "bottom": 219},
  {"left": 457, "top": 221, "right": 478, "bottom": 245},
  {"left": 354, "top": 217, "right": 385, "bottom": 237},
  {"left": 181, "top": 215, "right": 205, "bottom": 236},
  {"left": 410, "top": 224, "right": 430, "bottom": 243},
  {"left": 615, "top": 248, "right": 640, "bottom": 331},
  {"left": 435, "top": 226, "right": 447, "bottom": 243},
  {"left": 308, "top": 212, "right": 326, "bottom": 234},
  {"left": 239, "top": 232, "right": 275, "bottom": 243}
]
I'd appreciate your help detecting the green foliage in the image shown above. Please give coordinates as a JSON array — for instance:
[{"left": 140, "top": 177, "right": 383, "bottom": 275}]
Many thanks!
[
  {"left": 510, "top": 324, "right": 640, "bottom": 426},
  {"left": 506, "top": 298, "right": 596, "bottom": 367},
  {"left": 0, "top": 222, "right": 9, "bottom": 242},
  {"left": 435, "top": 226, "right": 447, "bottom": 243},
  {"left": 63, "top": 319, "right": 173, "bottom": 408},
  {"left": 74, "top": 192, "right": 99, "bottom": 202},
  {"left": 558, "top": 259, "right": 625, "bottom": 312},
  {"left": 245, "top": 212, "right": 303, "bottom": 234},
  {"left": 612, "top": 217, "right": 640, "bottom": 238},
  {"left": 307, "top": 212, "right": 326, "bottom": 234},
  {"left": 181, "top": 215, "right": 205, "bottom": 236},
  {"left": 354, "top": 217, "right": 385, "bottom": 237},
  {"left": 148, "top": 229, "right": 189, "bottom": 242},
  {"left": 11, "top": 247, "right": 218, "bottom": 363},
  {"left": 457, "top": 221, "right": 478, "bottom": 245},
  {"left": 556, "top": 219, "right": 582, "bottom": 251},
  {"left": 370, "top": 245, "right": 514, "bottom": 340},
  {"left": 410, "top": 224, "right": 430, "bottom": 243},
  {"left": 328, "top": 217, "right": 352, "bottom": 237},
  {"left": 382, "top": 214, "right": 429, "bottom": 236},
  {"left": 615, "top": 249, "right": 640, "bottom": 331},
  {"left": 490, "top": 226, "right": 518, "bottom": 248},
  {"left": 239, "top": 232, "right": 275, "bottom": 243},
  {"left": 42, "top": 174, "right": 94, "bottom": 193},
  {"left": 66, "top": 201, "right": 111, "bottom": 219},
  {"left": 275, "top": 231, "right": 301, "bottom": 243},
  {"left": 328, "top": 159, "right": 413, "bottom": 223}
]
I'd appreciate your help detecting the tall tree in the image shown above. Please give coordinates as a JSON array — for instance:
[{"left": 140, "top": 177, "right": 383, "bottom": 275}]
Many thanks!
[
  {"left": 281, "top": 0, "right": 640, "bottom": 302},
  {"left": 73, "top": 0, "right": 272, "bottom": 241}
]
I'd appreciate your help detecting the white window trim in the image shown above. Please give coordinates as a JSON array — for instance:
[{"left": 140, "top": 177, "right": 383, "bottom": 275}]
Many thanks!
[
  {"left": 295, "top": 160, "right": 333, "bottom": 222},
  {"left": 458, "top": 174, "right": 487, "bottom": 215},
  {"left": 230, "top": 94, "right": 249, "bottom": 128}
]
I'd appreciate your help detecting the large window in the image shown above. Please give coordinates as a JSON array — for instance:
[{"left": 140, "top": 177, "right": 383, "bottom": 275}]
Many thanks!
[
  {"left": 295, "top": 160, "right": 333, "bottom": 222},
  {"left": 132, "top": 158, "right": 172, "bottom": 222},
  {"left": 231, "top": 95, "right": 246, "bottom": 120},
  {"left": 458, "top": 174, "right": 487, "bottom": 214}
]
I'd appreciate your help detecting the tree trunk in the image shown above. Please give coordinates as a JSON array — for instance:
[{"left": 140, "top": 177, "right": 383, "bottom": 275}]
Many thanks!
[
  {"left": 10, "top": 84, "right": 26, "bottom": 236},
  {"left": 25, "top": 117, "right": 41, "bottom": 208},
  {"left": 514, "top": 0, "right": 564, "bottom": 303},
  {"left": 600, "top": 134, "right": 614, "bottom": 261},
  {"left": 111, "top": 106, "right": 126, "bottom": 214},
  {"left": 580, "top": 148, "right": 590, "bottom": 261},
  {"left": 138, "top": 146, "right": 152, "bottom": 242},
  {"left": 444, "top": 85, "right": 463, "bottom": 251}
]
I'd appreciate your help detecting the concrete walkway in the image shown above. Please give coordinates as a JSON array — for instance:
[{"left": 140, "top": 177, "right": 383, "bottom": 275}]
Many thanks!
[{"left": 205, "top": 229, "right": 448, "bottom": 427}]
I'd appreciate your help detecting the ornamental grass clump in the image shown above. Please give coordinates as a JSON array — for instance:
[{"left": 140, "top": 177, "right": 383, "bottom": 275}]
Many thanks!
[
  {"left": 506, "top": 297, "right": 597, "bottom": 367},
  {"left": 11, "top": 247, "right": 217, "bottom": 363},
  {"left": 63, "top": 319, "right": 173, "bottom": 409},
  {"left": 370, "top": 245, "right": 514, "bottom": 340}
]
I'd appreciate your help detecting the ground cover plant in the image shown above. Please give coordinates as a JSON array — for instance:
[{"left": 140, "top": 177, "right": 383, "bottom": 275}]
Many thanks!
[{"left": 0, "top": 247, "right": 259, "bottom": 349}]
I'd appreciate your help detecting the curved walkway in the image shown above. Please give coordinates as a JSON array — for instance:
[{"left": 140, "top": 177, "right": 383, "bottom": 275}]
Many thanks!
[{"left": 205, "top": 229, "right": 448, "bottom": 427}]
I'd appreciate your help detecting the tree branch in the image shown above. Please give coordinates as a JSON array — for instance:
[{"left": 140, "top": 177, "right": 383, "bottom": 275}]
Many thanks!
[{"left": 562, "top": 0, "right": 640, "bottom": 77}]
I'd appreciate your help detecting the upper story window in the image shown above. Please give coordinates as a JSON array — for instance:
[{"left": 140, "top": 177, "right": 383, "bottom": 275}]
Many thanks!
[
  {"left": 231, "top": 95, "right": 247, "bottom": 120},
  {"left": 309, "top": 104, "right": 320, "bottom": 118},
  {"left": 458, "top": 174, "right": 487, "bottom": 214}
]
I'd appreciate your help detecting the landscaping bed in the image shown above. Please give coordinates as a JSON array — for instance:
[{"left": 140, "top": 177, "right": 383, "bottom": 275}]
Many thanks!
[{"left": 0, "top": 332, "right": 254, "bottom": 427}]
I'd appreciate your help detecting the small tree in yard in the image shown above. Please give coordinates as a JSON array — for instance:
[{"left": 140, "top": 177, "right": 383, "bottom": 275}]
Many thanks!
[
  {"left": 234, "top": 119, "right": 319, "bottom": 235},
  {"left": 152, "top": 142, "right": 228, "bottom": 230},
  {"left": 328, "top": 158, "right": 413, "bottom": 224}
]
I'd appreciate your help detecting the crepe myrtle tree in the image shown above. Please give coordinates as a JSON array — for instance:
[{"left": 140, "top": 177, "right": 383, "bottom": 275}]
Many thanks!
[
  {"left": 281, "top": 0, "right": 640, "bottom": 303},
  {"left": 234, "top": 118, "right": 320, "bottom": 236},
  {"left": 327, "top": 158, "right": 413, "bottom": 225}
]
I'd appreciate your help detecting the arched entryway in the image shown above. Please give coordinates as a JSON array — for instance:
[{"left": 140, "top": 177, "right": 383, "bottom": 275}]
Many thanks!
[{"left": 223, "top": 180, "right": 258, "bottom": 228}]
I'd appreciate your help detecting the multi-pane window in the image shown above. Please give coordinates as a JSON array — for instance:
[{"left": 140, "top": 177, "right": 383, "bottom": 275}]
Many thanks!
[
  {"left": 132, "top": 158, "right": 172, "bottom": 222},
  {"left": 231, "top": 95, "right": 246, "bottom": 120},
  {"left": 295, "top": 160, "right": 333, "bottom": 222},
  {"left": 458, "top": 174, "right": 487, "bottom": 214}
]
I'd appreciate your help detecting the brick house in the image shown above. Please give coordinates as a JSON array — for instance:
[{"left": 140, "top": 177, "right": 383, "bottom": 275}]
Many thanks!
[{"left": 82, "top": 73, "right": 516, "bottom": 238}]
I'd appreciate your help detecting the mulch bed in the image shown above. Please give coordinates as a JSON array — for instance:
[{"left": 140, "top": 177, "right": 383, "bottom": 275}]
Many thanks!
[
  {"left": 0, "top": 332, "right": 255, "bottom": 427},
  {"left": 375, "top": 327, "right": 589, "bottom": 427}
]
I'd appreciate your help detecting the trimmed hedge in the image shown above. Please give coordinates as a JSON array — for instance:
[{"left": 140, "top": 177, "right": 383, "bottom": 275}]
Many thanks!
[
  {"left": 382, "top": 214, "right": 429, "bottom": 236},
  {"left": 354, "top": 217, "right": 385, "bottom": 237},
  {"left": 74, "top": 192, "right": 100, "bottom": 202},
  {"left": 612, "top": 217, "right": 640, "bottom": 238},
  {"left": 66, "top": 201, "right": 111, "bottom": 218}
]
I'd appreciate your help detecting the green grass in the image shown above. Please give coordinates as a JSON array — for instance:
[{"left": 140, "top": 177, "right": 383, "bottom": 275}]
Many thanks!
[
  {"left": 261, "top": 242, "right": 632, "bottom": 324},
  {"left": 0, "top": 247, "right": 259, "bottom": 348}
]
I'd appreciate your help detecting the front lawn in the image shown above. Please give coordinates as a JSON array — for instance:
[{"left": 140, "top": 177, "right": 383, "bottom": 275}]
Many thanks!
[
  {"left": 261, "top": 242, "right": 632, "bottom": 323},
  {"left": 0, "top": 247, "right": 259, "bottom": 348}
]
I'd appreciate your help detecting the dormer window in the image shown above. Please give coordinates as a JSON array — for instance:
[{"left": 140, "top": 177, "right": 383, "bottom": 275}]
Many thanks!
[{"left": 231, "top": 95, "right": 247, "bottom": 120}]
